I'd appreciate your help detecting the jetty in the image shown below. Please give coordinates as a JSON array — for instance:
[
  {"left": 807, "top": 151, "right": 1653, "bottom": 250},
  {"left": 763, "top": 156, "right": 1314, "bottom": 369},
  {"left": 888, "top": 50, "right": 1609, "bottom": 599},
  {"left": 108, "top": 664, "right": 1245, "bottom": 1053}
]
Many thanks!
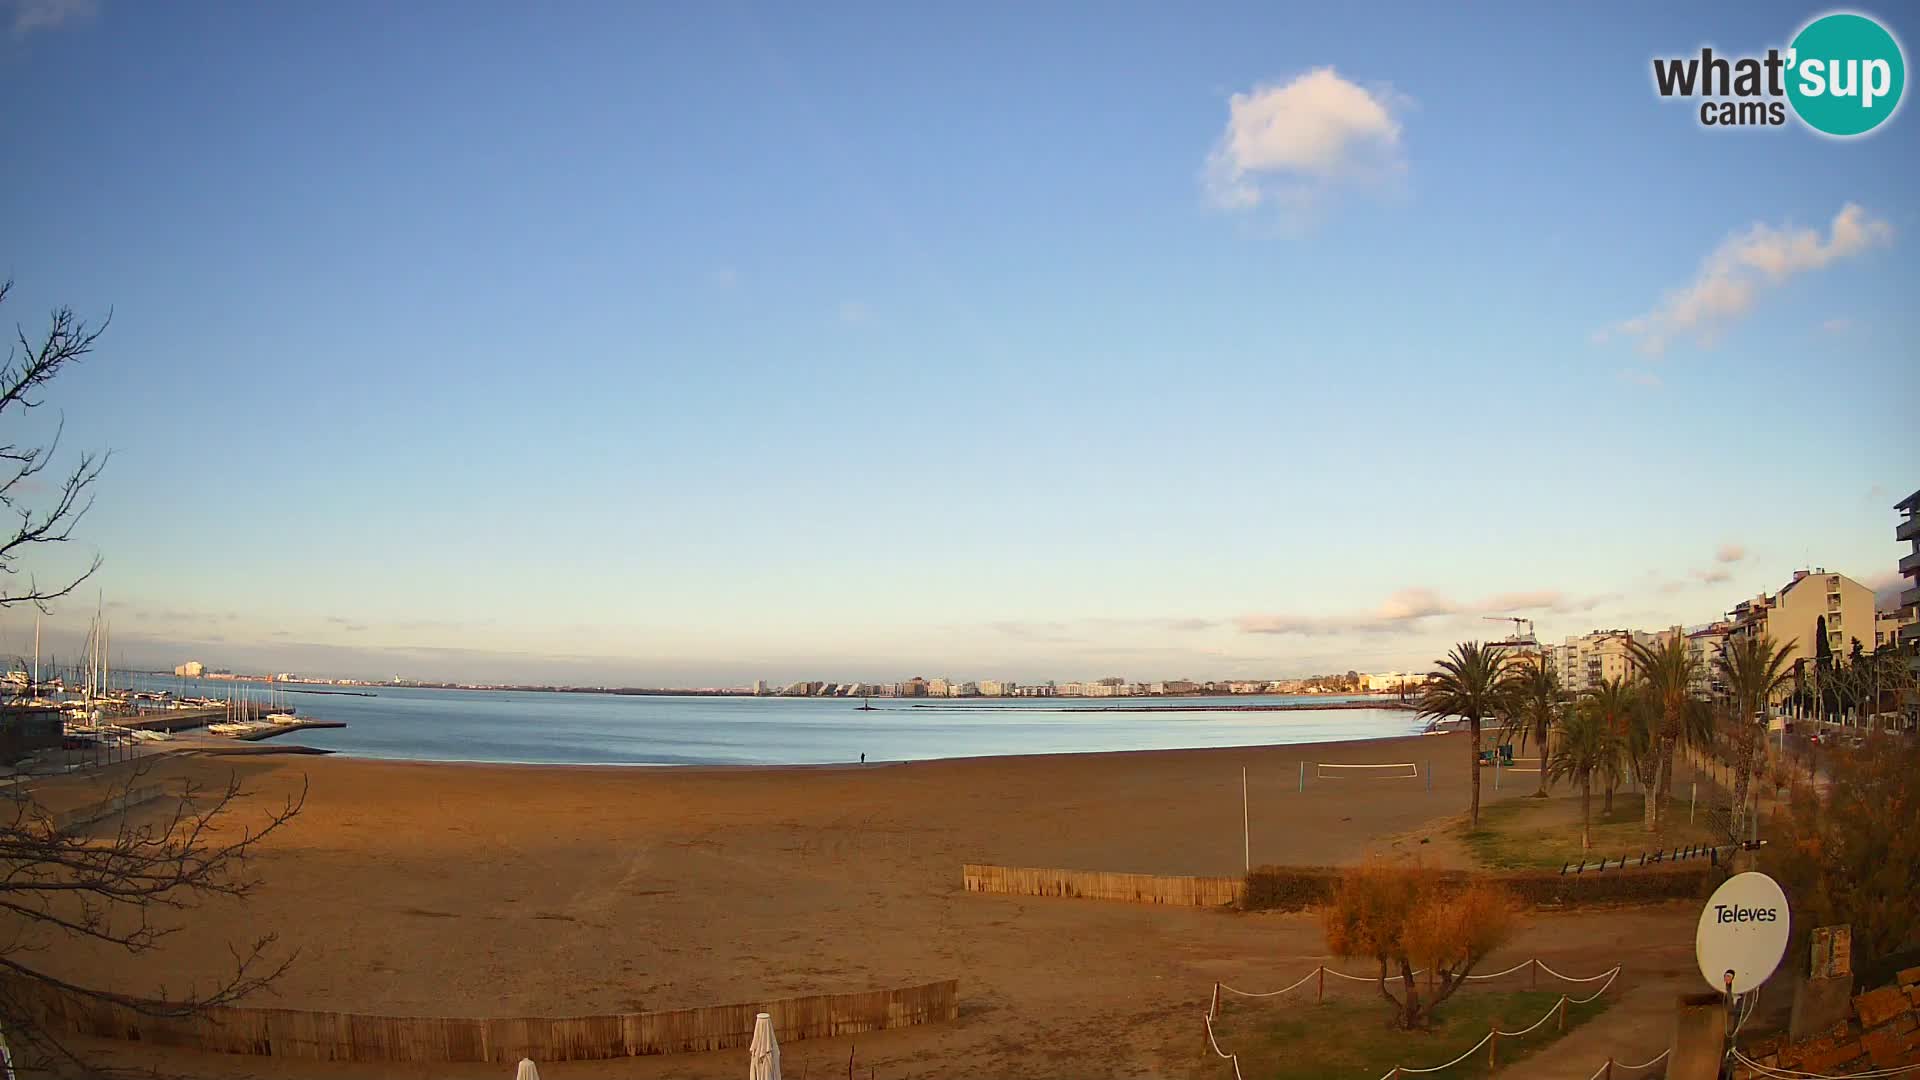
[{"left": 230, "top": 718, "right": 346, "bottom": 741}]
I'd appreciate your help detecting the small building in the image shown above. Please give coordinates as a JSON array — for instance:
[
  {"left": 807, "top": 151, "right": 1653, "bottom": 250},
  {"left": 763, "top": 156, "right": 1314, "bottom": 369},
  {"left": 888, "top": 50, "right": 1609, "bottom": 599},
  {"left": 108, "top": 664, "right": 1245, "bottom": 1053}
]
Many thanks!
[{"left": 0, "top": 705, "right": 63, "bottom": 763}]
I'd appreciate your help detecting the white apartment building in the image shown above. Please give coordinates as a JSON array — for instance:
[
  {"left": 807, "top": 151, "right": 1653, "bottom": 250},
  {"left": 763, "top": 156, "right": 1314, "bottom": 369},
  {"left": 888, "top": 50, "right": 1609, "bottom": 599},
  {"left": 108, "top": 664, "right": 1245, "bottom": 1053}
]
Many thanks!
[
  {"left": 1548, "top": 630, "right": 1653, "bottom": 695},
  {"left": 1684, "top": 624, "right": 1731, "bottom": 697}
]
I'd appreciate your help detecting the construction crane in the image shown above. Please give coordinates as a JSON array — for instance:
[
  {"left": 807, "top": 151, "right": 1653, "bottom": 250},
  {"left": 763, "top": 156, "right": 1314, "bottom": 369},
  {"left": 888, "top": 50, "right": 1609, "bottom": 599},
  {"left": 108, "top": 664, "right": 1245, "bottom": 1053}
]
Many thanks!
[{"left": 1482, "top": 616, "right": 1537, "bottom": 646}]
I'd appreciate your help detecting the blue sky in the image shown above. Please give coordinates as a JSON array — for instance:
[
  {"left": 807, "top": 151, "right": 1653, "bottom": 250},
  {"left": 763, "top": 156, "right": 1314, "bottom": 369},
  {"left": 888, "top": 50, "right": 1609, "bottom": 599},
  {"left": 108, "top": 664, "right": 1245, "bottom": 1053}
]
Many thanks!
[{"left": 1, "top": 1, "right": 1915, "bottom": 684}]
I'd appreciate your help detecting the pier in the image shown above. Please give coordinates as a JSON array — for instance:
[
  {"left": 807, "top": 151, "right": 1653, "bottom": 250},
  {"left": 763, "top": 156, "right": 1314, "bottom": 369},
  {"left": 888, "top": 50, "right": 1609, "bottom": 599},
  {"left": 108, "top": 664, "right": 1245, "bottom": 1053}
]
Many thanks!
[
  {"left": 231, "top": 719, "right": 346, "bottom": 741},
  {"left": 119, "top": 707, "right": 228, "bottom": 732}
]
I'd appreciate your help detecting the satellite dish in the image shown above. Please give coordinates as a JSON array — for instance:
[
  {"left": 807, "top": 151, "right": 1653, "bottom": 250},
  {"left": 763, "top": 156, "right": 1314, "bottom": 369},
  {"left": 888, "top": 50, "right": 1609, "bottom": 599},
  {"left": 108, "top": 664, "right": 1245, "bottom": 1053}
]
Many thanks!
[{"left": 1696, "top": 871, "right": 1789, "bottom": 995}]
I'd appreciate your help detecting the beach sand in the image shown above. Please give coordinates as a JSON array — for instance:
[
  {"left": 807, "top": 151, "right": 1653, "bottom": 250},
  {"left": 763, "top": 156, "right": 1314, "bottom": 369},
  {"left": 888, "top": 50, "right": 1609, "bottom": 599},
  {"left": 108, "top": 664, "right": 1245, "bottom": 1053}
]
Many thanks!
[{"left": 37, "top": 733, "right": 1705, "bottom": 1078}]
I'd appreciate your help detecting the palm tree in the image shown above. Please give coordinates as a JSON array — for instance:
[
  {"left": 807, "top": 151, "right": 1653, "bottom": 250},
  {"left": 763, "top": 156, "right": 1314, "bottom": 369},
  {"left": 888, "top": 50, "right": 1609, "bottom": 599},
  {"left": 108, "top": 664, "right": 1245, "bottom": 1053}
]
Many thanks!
[
  {"left": 1498, "top": 654, "right": 1562, "bottom": 798},
  {"left": 1417, "top": 642, "right": 1514, "bottom": 827},
  {"left": 1582, "top": 677, "right": 1638, "bottom": 815},
  {"left": 1713, "top": 634, "right": 1795, "bottom": 844},
  {"left": 1626, "top": 634, "right": 1703, "bottom": 835},
  {"left": 1547, "top": 706, "right": 1623, "bottom": 850},
  {"left": 1623, "top": 690, "right": 1662, "bottom": 832}
]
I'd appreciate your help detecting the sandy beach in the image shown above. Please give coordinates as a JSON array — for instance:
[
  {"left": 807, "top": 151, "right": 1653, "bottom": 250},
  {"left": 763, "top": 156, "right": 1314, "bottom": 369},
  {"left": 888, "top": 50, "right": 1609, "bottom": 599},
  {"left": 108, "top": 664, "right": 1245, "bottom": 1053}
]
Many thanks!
[{"left": 41, "top": 733, "right": 1707, "bottom": 1078}]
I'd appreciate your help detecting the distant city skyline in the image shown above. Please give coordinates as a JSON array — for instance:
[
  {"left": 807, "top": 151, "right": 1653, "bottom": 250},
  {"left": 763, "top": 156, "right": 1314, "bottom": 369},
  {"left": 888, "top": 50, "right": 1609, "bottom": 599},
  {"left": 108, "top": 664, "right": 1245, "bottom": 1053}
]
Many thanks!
[
  {"left": 1, "top": 3, "right": 1914, "bottom": 685},
  {"left": 5, "top": 556, "right": 1909, "bottom": 687}
]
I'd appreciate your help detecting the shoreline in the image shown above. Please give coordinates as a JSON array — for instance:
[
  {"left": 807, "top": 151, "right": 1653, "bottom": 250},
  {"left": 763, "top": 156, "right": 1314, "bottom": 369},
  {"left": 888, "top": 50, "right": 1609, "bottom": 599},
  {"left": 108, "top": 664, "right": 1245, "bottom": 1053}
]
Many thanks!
[{"left": 901, "top": 699, "right": 1416, "bottom": 713}]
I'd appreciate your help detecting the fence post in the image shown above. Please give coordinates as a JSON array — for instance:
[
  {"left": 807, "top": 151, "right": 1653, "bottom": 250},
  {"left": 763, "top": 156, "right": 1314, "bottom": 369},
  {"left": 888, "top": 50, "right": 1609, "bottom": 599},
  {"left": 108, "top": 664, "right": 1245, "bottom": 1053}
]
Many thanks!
[
  {"left": 1557, "top": 996, "right": 1566, "bottom": 1032},
  {"left": 1209, "top": 982, "right": 1219, "bottom": 1021},
  {"left": 1488, "top": 1025, "right": 1498, "bottom": 1070},
  {"left": 1605, "top": 1057, "right": 1614, "bottom": 1080},
  {"left": 1317, "top": 965, "right": 1325, "bottom": 1003},
  {"left": 1531, "top": 958, "right": 1538, "bottom": 990},
  {"left": 1299, "top": 760, "right": 1305, "bottom": 793}
]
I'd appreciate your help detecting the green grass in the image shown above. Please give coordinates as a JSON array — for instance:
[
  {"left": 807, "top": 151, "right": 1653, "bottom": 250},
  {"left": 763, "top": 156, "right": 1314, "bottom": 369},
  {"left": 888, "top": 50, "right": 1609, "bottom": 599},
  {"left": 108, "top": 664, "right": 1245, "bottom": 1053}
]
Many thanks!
[
  {"left": 1205, "top": 988, "right": 1613, "bottom": 1080},
  {"left": 1460, "top": 791, "right": 1724, "bottom": 871}
]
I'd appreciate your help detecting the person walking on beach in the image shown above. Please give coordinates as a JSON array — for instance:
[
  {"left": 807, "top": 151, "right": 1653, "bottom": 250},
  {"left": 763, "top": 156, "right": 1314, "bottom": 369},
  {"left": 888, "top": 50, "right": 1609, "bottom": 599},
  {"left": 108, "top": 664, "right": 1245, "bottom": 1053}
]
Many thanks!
[{"left": 860, "top": 752, "right": 866, "bottom": 764}]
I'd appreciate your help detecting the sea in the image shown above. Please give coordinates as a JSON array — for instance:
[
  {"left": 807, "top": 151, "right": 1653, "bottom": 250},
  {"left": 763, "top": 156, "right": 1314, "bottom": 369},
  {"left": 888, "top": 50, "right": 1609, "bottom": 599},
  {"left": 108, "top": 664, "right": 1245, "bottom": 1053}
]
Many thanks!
[{"left": 123, "top": 676, "right": 1426, "bottom": 767}]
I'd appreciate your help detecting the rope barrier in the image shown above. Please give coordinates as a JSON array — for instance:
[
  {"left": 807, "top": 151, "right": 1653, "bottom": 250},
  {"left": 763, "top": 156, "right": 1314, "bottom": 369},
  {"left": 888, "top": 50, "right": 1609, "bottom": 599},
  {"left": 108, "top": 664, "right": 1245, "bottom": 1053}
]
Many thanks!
[
  {"left": 1732, "top": 1048, "right": 1920, "bottom": 1078},
  {"left": 1586, "top": 1048, "right": 1671, "bottom": 1079},
  {"left": 1222, "top": 958, "right": 1616, "bottom": 995},
  {"left": 1210, "top": 963, "right": 1621, "bottom": 1080},
  {"left": 1537, "top": 960, "right": 1625, "bottom": 983},
  {"left": 1201, "top": 1011, "right": 1246, "bottom": 1080},
  {"left": 1217, "top": 967, "right": 1325, "bottom": 998},
  {"left": 1377, "top": 1028, "right": 1495, "bottom": 1076},
  {"left": 1463, "top": 959, "right": 1535, "bottom": 980},
  {"left": 1563, "top": 968, "right": 1621, "bottom": 1005}
]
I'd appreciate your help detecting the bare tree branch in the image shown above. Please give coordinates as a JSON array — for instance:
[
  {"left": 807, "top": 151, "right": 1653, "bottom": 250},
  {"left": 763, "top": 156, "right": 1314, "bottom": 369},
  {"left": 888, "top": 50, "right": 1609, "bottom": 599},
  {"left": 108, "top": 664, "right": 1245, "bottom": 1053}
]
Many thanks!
[{"left": 0, "top": 280, "right": 111, "bottom": 612}]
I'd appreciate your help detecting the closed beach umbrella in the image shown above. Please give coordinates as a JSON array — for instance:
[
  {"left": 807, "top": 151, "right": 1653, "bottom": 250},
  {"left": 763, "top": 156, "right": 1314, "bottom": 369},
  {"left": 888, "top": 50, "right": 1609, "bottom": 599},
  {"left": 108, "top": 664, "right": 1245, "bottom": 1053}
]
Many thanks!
[
  {"left": 749, "top": 1011, "right": 781, "bottom": 1080},
  {"left": 514, "top": 1059, "right": 540, "bottom": 1080}
]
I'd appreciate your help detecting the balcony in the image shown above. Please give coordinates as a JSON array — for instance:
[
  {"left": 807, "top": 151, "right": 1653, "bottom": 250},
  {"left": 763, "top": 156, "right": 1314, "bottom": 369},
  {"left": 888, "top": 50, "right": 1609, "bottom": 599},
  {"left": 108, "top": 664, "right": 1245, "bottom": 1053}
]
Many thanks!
[
  {"left": 1903, "top": 586, "right": 1920, "bottom": 609},
  {"left": 1900, "top": 515, "right": 1920, "bottom": 543},
  {"left": 1901, "top": 550, "right": 1920, "bottom": 576}
]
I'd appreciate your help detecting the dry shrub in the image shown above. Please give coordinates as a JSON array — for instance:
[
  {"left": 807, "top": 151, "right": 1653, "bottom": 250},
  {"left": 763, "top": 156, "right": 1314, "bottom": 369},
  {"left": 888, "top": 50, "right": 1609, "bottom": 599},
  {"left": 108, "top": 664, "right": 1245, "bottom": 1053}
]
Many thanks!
[{"left": 1319, "top": 861, "right": 1516, "bottom": 1029}]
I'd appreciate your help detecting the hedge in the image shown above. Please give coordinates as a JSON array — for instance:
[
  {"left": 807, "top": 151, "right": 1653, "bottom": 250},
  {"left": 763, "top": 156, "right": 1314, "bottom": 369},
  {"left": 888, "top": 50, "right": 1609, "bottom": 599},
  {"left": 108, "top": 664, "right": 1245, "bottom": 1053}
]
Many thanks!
[{"left": 1240, "top": 863, "right": 1719, "bottom": 912}]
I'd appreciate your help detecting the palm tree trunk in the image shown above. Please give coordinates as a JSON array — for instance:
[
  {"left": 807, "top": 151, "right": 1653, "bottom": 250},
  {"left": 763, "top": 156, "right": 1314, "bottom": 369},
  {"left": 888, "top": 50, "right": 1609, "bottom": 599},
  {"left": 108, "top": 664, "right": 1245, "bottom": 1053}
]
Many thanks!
[
  {"left": 1603, "top": 778, "right": 1615, "bottom": 816},
  {"left": 1656, "top": 723, "right": 1676, "bottom": 834},
  {"left": 1468, "top": 716, "right": 1482, "bottom": 826},
  {"left": 1581, "top": 775, "right": 1592, "bottom": 850},
  {"left": 1730, "top": 715, "right": 1752, "bottom": 844},
  {"left": 1642, "top": 757, "right": 1658, "bottom": 833},
  {"left": 1535, "top": 720, "right": 1549, "bottom": 797}
]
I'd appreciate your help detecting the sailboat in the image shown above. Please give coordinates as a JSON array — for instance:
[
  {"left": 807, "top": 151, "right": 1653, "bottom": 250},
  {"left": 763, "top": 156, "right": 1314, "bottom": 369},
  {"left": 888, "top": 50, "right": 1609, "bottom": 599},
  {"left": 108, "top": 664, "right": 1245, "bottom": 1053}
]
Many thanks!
[
  {"left": 265, "top": 673, "right": 298, "bottom": 724},
  {"left": 857, "top": 694, "right": 876, "bottom": 712}
]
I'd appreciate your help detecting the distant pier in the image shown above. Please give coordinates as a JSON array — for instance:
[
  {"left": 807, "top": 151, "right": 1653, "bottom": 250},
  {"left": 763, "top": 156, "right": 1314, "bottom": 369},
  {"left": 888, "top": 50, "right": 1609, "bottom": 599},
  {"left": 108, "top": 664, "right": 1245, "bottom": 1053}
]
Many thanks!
[{"left": 232, "top": 719, "right": 347, "bottom": 741}]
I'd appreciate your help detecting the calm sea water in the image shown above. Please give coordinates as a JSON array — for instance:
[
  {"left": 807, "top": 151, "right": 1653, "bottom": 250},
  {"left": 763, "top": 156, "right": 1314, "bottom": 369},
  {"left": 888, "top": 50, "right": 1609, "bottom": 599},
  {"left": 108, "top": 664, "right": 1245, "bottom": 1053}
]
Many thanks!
[{"left": 124, "top": 677, "right": 1424, "bottom": 766}]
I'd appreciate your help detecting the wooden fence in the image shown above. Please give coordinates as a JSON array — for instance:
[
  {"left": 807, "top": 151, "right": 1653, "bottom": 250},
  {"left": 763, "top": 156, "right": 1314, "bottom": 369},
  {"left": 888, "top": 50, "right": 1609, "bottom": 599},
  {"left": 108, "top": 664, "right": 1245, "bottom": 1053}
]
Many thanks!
[
  {"left": 962, "top": 863, "right": 1242, "bottom": 906},
  {"left": 967, "top": 861, "right": 1715, "bottom": 911},
  {"left": 21, "top": 977, "right": 958, "bottom": 1063}
]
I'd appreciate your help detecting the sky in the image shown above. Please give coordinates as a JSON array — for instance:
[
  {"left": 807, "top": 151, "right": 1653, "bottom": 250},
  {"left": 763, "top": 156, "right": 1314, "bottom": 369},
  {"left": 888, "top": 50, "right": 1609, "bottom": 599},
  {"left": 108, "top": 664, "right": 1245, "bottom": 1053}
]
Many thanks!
[{"left": 0, "top": 1, "right": 1916, "bottom": 686}]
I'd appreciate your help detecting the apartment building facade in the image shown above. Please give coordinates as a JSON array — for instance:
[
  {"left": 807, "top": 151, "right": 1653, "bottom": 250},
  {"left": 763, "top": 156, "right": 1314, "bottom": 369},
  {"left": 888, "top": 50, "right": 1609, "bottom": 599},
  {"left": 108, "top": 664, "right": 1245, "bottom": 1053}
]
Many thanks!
[
  {"left": 1727, "top": 569, "right": 1876, "bottom": 671},
  {"left": 1899, "top": 489, "right": 1920, "bottom": 659},
  {"left": 1548, "top": 630, "right": 1652, "bottom": 695}
]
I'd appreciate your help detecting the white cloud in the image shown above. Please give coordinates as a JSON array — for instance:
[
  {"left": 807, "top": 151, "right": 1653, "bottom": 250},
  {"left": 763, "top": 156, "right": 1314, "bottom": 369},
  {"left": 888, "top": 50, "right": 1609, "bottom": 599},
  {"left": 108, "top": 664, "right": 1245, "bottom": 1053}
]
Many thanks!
[
  {"left": 1821, "top": 317, "right": 1851, "bottom": 335},
  {"left": 708, "top": 267, "right": 739, "bottom": 289},
  {"left": 1236, "top": 587, "right": 1601, "bottom": 637},
  {"left": 9, "top": 0, "right": 94, "bottom": 35},
  {"left": 1715, "top": 543, "right": 1746, "bottom": 564},
  {"left": 1609, "top": 203, "right": 1892, "bottom": 355},
  {"left": 1618, "top": 369, "right": 1663, "bottom": 388},
  {"left": 1203, "top": 67, "right": 1406, "bottom": 212},
  {"left": 837, "top": 300, "right": 871, "bottom": 325}
]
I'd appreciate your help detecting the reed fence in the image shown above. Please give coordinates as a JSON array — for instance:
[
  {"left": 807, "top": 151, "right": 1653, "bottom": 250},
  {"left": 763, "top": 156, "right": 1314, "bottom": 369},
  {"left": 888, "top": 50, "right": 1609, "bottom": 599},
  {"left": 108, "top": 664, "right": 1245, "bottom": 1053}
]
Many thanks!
[
  {"left": 962, "top": 862, "right": 1242, "bottom": 906},
  {"left": 20, "top": 977, "right": 958, "bottom": 1063},
  {"left": 965, "top": 861, "right": 1715, "bottom": 910}
]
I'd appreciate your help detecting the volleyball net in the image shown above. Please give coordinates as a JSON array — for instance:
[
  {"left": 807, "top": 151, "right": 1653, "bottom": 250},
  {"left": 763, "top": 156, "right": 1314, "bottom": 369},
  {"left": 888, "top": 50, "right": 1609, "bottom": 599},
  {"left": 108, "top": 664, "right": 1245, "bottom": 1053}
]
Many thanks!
[{"left": 1314, "top": 762, "right": 1419, "bottom": 780}]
